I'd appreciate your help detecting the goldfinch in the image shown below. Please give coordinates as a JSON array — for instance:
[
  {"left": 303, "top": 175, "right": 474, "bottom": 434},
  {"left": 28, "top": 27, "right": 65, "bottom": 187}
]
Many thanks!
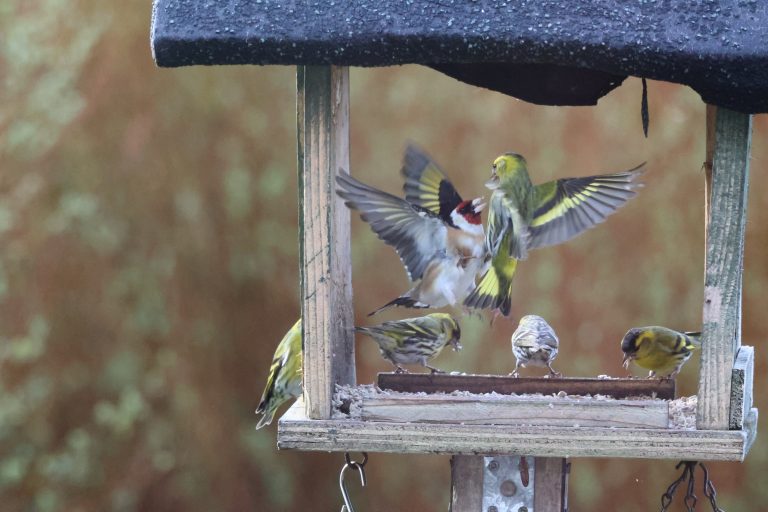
[
  {"left": 355, "top": 312, "right": 462, "bottom": 373},
  {"left": 621, "top": 326, "right": 701, "bottom": 378},
  {"left": 465, "top": 153, "right": 644, "bottom": 316},
  {"left": 256, "top": 319, "right": 302, "bottom": 429},
  {"left": 337, "top": 145, "right": 486, "bottom": 315},
  {"left": 510, "top": 314, "right": 560, "bottom": 377}
]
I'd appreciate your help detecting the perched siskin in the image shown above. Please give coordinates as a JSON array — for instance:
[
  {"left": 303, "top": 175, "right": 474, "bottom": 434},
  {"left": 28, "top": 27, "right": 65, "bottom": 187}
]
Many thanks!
[
  {"left": 256, "top": 319, "right": 302, "bottom": 429},
  {"left": 465, "top": 153, "right": 644, "bottom": 316},
  {"left": 621, "top": 326, "right": 701, "bottom": 378},
  {"left": 337, "top": 145, "right": 487, "bottom": 315},
  {"left": 355, "top": 312, "right": 462, "bottom": 373},
  {"left": 510, "top": 314, "right": 561, "bottom": 377}
]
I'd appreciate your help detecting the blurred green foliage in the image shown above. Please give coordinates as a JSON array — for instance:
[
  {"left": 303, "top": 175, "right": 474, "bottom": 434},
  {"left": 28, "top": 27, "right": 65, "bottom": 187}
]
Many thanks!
[{"left": 0, "top": 1, "right": 766, "bottom": 511}]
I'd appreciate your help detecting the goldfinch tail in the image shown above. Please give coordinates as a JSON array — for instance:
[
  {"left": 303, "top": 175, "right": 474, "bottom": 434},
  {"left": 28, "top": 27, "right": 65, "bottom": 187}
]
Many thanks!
[
  {"left": 368, "top": 296, "right": 429, "bottom": 316},
  {"left": 463, "top": 262, "right": 516, "bottom": 317}
]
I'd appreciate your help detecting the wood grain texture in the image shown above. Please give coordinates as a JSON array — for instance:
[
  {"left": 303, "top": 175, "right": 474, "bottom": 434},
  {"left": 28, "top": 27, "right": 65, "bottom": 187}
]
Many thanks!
[
  {"left": 697, "top": 108, "right": 752, "bottom": 430},
  {"left": 729, "top": 345, "right": 754, "bottom": 430},
  {"left": 278, "top": 400, "right": 751, "bottom": 461},
  {"left": 534, "top": 458, "right": 568, "bottom": 511},
  {"left": 377, "top": 373, "right": 676, "bottom": 399},
  {"left": 298, "top": 66, "right": 354, "bottom": 420},
  {"left": 358, "top": 394, "right": 669, "bottom": 429},
  {"left": 450, "top": 456, "right": 484, "bottom": 512}
]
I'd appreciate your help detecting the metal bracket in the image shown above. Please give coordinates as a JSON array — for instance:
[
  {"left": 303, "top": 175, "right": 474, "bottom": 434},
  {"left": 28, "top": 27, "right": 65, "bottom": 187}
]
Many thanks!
[{"left": 482, "top": 456, "right": 534, "bottom": 512}]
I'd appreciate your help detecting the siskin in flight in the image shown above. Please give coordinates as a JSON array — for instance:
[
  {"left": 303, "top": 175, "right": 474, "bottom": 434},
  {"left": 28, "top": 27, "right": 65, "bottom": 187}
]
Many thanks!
[
  {"left": 337, "top": 145, "right": 487, "bottom": 315},
  {"left": 621, "top": 326, "right": 701, "bottom": 378},
  {"left": 355, "top": 312, "right": 462, "bottom": 373},
  {"left": 256, "top": 319, "right": 302, "bottom": 429},
  {"left": 510, "top": 314, "right": 561, "bottom": 377},
  {"left": 465, "top": 153, "right": 644, "bottom": 316}
]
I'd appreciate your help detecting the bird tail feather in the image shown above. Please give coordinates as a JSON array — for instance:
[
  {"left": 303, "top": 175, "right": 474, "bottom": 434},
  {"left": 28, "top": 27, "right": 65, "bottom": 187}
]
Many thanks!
[
  {"left": 463, "top": 262, "right": 515, "bottom": 317},
  {"left": 368, "top": 296, "right": 429, "bottom": 316}
]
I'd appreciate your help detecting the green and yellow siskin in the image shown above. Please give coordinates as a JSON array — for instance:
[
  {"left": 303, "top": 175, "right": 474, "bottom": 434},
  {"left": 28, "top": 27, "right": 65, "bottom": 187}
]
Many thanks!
[
  {"left": 256, "top": 319, "right": 302, "bottom": 429},
  {"left": 465, "top": 153, "right": 644, "bottom": 316},
  {"left": 621, "top": 326, "right": 701, "bottom": 378},
  {"left": 510, "top": 314, "right": 561, "bottom": 377},
  {"left": 355, "top": 313, "right": 462, "bottom": 373}
]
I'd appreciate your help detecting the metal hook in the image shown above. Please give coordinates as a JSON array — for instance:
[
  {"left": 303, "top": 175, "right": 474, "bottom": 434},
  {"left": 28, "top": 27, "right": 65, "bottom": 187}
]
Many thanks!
[{"left": 339, "top": 452, "right": 368, "bottom": 512}]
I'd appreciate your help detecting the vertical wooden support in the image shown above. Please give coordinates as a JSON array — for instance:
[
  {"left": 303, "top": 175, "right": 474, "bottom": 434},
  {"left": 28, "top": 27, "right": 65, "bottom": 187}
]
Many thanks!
[
  {"left": 450, "top": 456, "right": 484, "bottom": 511},
  {"left": 534, "top": 458, "right": 569, "bottom": 511},
  {"left": 697, "top": 107, "right": 752, "bottom": 430},
  {"left": 297, "top": 65, "right": 354, "bottom": 420}
]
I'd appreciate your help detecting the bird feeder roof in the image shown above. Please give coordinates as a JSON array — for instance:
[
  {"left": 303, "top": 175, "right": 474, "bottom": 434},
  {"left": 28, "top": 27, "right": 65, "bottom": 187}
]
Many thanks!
[{"left": 151, "top": 0, "right": 768, "bottom": 113}]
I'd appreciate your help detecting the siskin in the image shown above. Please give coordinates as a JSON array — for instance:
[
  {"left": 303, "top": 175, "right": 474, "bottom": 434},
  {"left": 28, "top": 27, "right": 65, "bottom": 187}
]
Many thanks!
[
  {"left": 355, "top": 312, "right": 462, "bottom": 373},
  {"left": 621, "top": 326, "right": 701, "bottom": 378},
  {"left": 337, "top": 145, "right": 487, "bottom": 315},
  {"left": 465, "top": 153, "right": 644, "bottom": 316},
  {"left": 256, "top": 319, "right": 302, "bottom": 429},
  {"left": 510, "top": 314, "right": 561, "bottom": 377}
]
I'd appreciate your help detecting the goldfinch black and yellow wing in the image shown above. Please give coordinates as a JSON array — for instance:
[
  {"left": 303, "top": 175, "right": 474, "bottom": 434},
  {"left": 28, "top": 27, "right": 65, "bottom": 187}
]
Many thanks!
[
  {"left": 528, "top": 163, "right": 645, "bottom": 249},
  {"left": 401, "top": 145, "right": 463, "bottom": 222},
  {"left": 336, "top": 172, "right": 448, "bottom": 281}
]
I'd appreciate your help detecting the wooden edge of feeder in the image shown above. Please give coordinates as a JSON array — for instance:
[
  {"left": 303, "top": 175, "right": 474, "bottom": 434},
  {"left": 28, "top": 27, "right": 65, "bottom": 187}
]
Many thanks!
[
  {"left": 729, "top": 345, "right": 754, "bottom": 430},
  {"left": 377, "top": 373, "right": 676, "bottom": 400},
  {"left": 277, "top": 400, "right": 753, "bottom": 462}
]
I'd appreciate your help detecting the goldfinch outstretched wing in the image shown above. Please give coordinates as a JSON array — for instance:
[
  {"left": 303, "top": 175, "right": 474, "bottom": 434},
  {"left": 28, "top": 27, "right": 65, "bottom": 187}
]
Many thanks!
[
  {"left": 528, "top": 163, "right": 645, "bottom": 249},
  {"left": 401, "top": 144, "right": 463, "bottom": 222},
  {"left": 337, "top": 172, "right": 448, "bottom": 281}
]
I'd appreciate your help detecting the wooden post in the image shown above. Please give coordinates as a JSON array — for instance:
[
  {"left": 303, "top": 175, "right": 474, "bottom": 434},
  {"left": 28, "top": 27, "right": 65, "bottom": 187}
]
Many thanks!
[
  {"left": 297, "top": 65, "right": 354, "bottom": 420},
  {"left": 450, "top": 456, "right": 484, "bottom": 511},
  {"left": 534, "top": 458, "right": 569, "bottom": 511},
  {"left": 697, "top": 107, "right": 752, "bottom": 430}
]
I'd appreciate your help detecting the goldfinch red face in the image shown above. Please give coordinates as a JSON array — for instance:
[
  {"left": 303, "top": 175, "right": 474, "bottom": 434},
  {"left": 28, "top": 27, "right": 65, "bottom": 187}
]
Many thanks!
[{"left": 453, "top": 197, "right": 485, "bottom": 226}]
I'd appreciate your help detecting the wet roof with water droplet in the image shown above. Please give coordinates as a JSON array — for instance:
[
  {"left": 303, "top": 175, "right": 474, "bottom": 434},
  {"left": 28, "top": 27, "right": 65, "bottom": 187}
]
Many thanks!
[{"left": 151, "top": 0, "right": 768, "bottom": 113}]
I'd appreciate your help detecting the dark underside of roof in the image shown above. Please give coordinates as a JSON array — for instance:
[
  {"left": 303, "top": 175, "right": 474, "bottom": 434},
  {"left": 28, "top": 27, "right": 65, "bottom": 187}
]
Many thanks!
[{"left": 151, "top": 1, "right": 768, "bottom": 114}]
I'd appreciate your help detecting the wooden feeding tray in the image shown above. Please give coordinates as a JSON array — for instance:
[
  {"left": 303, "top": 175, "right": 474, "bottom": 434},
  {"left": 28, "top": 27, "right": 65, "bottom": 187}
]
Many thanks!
[{"left": 279, "top": 367, "right": 757, "bottom": 461}]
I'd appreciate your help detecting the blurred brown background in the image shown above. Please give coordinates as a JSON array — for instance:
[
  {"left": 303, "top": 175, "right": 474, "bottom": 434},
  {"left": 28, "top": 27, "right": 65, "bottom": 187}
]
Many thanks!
[{"left": 1, "top": 1, "right": 766, "bottom": 511}]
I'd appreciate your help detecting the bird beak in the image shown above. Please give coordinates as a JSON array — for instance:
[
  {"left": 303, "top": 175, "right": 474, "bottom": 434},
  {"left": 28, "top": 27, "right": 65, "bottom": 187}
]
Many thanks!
[
  {"left": 471, "top": 197, "right": 486, "bottom": 212},
  {"left": 451, "top": 338, "right": 463, "bottom": 352},
  {"left": 485, "top": 173, "right": 500, "bottom": 190},
  {"left": 622, "top": 354, "right": 631, "bottom": 369}
]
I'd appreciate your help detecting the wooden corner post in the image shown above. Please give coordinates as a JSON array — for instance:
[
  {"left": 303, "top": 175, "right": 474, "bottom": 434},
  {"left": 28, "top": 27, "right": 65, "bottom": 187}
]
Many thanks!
[
  {"left": 297, "top": 65, "right": 354, "bottom": 420},
  {"left": 698, "top": 107, "right": 752, "bottom": 430}
]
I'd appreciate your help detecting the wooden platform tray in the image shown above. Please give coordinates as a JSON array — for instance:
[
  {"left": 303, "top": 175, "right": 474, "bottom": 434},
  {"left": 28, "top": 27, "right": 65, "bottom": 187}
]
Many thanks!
[{"left": 277, "top": 399, "right": 757, "bottom": 462}]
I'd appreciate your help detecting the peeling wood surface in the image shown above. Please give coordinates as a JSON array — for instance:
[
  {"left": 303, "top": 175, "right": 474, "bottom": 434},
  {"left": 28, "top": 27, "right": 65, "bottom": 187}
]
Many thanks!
[
  {"left": 698, "top": 108, "right": 752, "bottom": 430},
  {"left": 378, "top": 373, "right": 675, "bottom": 400},
  {"left": 729, "top": 345, "right": 754, "bottom": 430},
  {"left": 357, "top": 393, "right": 669, "bottom": 429},
  {"left": 298, "top": 66, "right": 354, "bottom": 420},
  {"left": 278, "top": 400, "right": 750, "bottom": 461}
]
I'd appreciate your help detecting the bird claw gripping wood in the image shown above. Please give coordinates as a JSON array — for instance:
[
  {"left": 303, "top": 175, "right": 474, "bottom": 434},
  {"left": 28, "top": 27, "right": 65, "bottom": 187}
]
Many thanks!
[
  {"left": 339, "top": 452, "right": 368, "bottom": 512},
  {"left": 659, "top": 461, "right": 724, "bottom": 512}
]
